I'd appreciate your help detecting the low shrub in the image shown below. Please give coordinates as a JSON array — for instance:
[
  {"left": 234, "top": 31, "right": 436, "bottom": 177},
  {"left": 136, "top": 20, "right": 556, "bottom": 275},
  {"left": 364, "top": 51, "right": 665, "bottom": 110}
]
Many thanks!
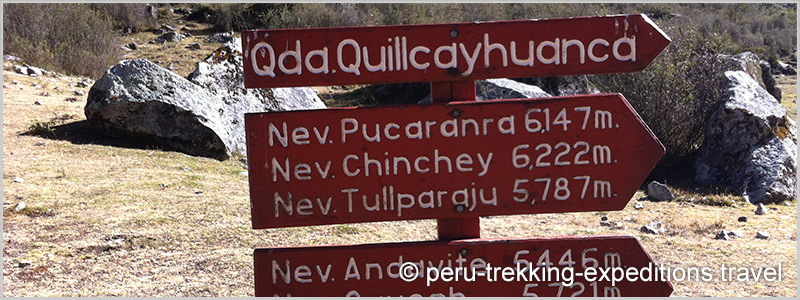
[
  {"left": 590, "top": 28, "right": 730, "bottom": 178},
  {"left": 25, "top": 113, "right": 75, "bottom": 137},
  {"left": 3, "top": 3, "right": 122, "bottom": 78},
  {"left": 89, "top": 3, "right": 158, "bottom": 32}
]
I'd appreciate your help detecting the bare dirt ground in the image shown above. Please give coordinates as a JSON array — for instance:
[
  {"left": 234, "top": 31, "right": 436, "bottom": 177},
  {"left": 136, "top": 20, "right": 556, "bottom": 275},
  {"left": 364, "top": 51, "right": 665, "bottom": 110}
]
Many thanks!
[{"left": 2, "top": 21, "right": 798, "bottom": 297}]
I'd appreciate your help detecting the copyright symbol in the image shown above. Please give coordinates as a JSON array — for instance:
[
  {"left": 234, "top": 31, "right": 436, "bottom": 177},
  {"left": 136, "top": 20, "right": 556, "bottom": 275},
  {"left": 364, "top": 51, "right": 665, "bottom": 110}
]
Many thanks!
[{"left": 400, "top": 262, "right": 419, "bottom": 282}]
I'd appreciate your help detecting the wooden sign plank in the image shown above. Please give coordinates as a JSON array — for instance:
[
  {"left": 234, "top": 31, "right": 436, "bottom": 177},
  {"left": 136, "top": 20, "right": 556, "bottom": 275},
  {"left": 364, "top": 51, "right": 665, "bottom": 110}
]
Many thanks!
[
  {"left": 245, "top": 93, "right": 664, "bottom": 229},
  {"left": 242, "top": 14, "right": 670, "bottom": 88},
  {"left": 255, "top": 235, "right": 674, "bottom": 297}
]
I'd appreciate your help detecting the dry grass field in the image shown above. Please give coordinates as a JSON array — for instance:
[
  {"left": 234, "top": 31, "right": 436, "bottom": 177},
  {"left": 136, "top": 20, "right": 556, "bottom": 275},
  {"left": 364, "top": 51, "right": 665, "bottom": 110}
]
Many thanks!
[
  {"left": 777, "top": 75, "right": 798, "bottom": 121},
  {"left": 2, "top": 25, "right": 798, "bottom": 296}
]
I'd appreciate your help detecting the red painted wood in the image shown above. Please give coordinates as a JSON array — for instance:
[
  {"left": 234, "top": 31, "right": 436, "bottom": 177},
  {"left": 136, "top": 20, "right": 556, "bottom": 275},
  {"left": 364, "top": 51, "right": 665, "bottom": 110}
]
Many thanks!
[
  {"left": 437, "top": 218, "right": 481, "bottom": 240},
  {"left": 431, "top": 81, "right": 481, "bottom": 240},
  {"left": 449, "top": 81, "right": 477, "bottom": 103},
  {"left": 254, "top": 235, "right": 674, "bottom": 297},
  {"left": 242, "top": 14, "right": 670, "bottom": 88},
  {"left": 430, "top": 81, "right": 477, "bottom": 103},
  {"left": 430, "top": 82, "right": 455, "bottom": 102},
  {"left": 244, "top": 93, "right": 664, "bottom": 229}
]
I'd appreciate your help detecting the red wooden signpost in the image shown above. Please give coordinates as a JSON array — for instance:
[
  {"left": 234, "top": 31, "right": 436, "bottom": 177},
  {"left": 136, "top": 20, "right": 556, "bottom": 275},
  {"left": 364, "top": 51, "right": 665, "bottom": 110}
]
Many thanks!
[
  {"left": 244, "top": 94, "right": 664, "bottom": 229},
  {"left": 242, "top": 13, "right": 673, "bottom": 297},
  {"left": 242, "top": 14, "right": 670, "bottom": 88},
  {"left": 255, "top": 235, "right": 673, "bottom": 297}
]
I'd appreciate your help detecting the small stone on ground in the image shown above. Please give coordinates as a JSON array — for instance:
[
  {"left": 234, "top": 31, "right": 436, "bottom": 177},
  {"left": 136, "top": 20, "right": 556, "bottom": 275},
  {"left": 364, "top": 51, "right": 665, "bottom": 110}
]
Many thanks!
[{"left": 754, "top": 203, "right": 768, "bottom": 215}]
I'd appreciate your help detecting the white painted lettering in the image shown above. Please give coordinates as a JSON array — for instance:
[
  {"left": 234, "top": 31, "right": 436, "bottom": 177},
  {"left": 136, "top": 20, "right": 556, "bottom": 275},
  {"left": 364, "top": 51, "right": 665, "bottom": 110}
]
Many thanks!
[
  {"left": 251, "top": 42, "right": 276, "bottom": 77},
  {"left": 483, "top": 33, "right": 508, "bottom": 67},
  {"left": 337, "top": 39, "right": 361, "bottom": 76},
  {"left": 588, "top": 38, "right": 609, "bottom": 62},
  {"left": 278, "top": 40, "right": 302, "bottom": 75},
  {"left": 434, "top": 43, "right": 458, "bottom": 69}
]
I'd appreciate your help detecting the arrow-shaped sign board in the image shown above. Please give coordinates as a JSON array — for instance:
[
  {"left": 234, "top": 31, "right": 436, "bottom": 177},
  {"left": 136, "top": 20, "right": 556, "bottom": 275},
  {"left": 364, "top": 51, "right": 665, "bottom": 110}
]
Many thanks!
[
  {"left": 242, "top": 14, "right": 670, "bottom": 88},
  {"left": 255, "top": 235, "right": 674, "bottom": 297},
  {"left": 245, "top": 93, "right": 664, "bottom": 229}
]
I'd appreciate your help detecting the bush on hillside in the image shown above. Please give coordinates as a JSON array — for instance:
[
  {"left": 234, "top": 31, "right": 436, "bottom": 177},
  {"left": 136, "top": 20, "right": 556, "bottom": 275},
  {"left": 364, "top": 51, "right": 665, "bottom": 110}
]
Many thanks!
[
  {"left": 3, "top": 4, "right": 121, "bottom": 78},
  {"left": 89, "top": 3, "right": 158, "bottom": 32},
  {"left": 590, "top": 29, "right": 730, "bottom": 179}
]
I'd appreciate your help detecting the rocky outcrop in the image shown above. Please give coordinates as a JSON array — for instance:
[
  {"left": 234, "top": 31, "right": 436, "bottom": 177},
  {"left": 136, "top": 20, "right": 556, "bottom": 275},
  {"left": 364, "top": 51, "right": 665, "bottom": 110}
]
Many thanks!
[
  {"left": 205, "top": 32, "right": 234, "bottom": 44},
  {"left": 186, "top": 37, "right": 326, "bottom": 114},
  {"left": 759, "top": 61, "right": 781, "bottom": 102},
  {"left": 718, "top": 52, "right": 781, "bottom": 102},
  {"left": 85, "top": 59, "right": 230, "bottom": 159},
  {"left": 646, "top": 181, "right": 674, "bottom": 202},
  {"left": 14, "top": 64, "right": 42, "bottom": 77},
  {"left": 161, "top": 24, "right": 178, "bottom": 32},
  {"left": 476, "top": 78, "right": 551, "bottom": 100},
  {"left": 417, "top": 78, "right": 551, "bottom": 104},
  {"left": 773, "top": 61, "right": 797, "bottom": 76},
  {"left": 86, "top": 38, "right": 326, "bottom": 160},
  {"left": 694, "top": 70, "right": 796, "bottom": 204},
  {"left": 12, "top": 63, "right": 57, "bottom": 78},
  {"left": 155, "top": 32, "right": 185, "bottom": 43},
  {"left": 185, "top": 42, "right": 201, "bottom": 50}
]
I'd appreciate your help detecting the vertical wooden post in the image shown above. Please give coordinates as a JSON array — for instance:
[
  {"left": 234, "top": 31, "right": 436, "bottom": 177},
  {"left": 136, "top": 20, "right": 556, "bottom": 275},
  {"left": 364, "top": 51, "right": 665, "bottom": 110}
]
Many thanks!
[{"left": 430, "top": 80, "right": 481, "bottom": 240}]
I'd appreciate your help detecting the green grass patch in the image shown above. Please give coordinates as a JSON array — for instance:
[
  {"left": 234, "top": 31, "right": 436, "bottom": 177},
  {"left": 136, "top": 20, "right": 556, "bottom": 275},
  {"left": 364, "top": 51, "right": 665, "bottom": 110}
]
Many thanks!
[
  {"left": 180, "top": 175, "right": 205, "bottom": 189},
  {"left": 25, "top": 113, "right": 76, "bottom": 137},
  {"left": 127, "top": 214, "right": 171, "bottom": 226}
]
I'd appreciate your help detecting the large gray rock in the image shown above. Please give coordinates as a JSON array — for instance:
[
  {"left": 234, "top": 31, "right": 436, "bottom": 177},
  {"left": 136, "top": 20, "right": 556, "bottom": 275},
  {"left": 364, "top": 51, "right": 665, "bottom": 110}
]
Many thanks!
[
  {"left": 187, "top": 38, "right": 325, "bottom": 153},
  {"left": 13, "top": 65, "right": 28, "bottom": 75},
  {"left": 188, "top": 37, "right": 325, "bottom": 112},
  {"left": 4, "top": 54, "right": 22, "bottom": 62},
  {"left": 640, "top": 222, "right": 664, "bottom": 235},
  {"left": 14, "top": 64, "right": 46, "bottom": 77},
  {"left": 417, "top": 78, "right": 551, "bottom": 104},
  {"left": 86, "top": 59, "right": 231, "bottom": 160},
  {"left": 23, "top": 64, "right": 43, "bottom": 77},
  {"left": 161, "top": 24, "right": 178, "bottom": 32},
  {"left": 87, "top": 39, "right": 325, "bottom": 160},
  {"left": 759, "top": 61, "right": 781, "bottom": 101},
  {"left": 205, "top": 32, "right": 234, "bottom": 44},
  {"left": 718, "top": 52, "right": 781, "bottom": 103},
  {"left": 185, "top": 42, "right": 201, "bottom": 50},
  {"left": 773, "top": 61, "right": 797, "bottom": 75},
  {"left": 646, "top": 181, "right": 674, "bottom": 202},
  {"left": 476, "top": 78, "right": 551, "bottom": 100},
  {"left": 155, "top": 32, "right": 184, "bottom": 43},
  {"left": 754, "top": 203, "right": 768, "bottom": 215},
  {"left": 694, "top": 71, "right": 797, "bottom": 204}
]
